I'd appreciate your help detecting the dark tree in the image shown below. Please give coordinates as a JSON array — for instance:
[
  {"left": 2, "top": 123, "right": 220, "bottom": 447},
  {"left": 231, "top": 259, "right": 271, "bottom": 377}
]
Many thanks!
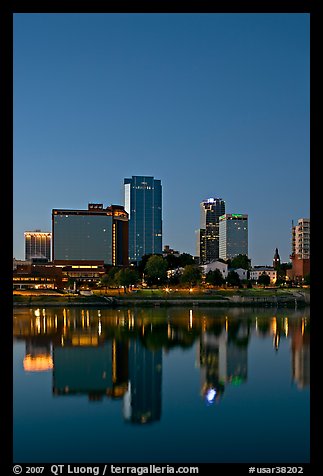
[
  {"left": 230, "top": 254, "right": 251, "bottom": 270},
  {"left": 115, "top": 268, "right": 140, "bottom": 293},
  {"left": 180, "top": 265, "right": 202, "bottom": 286},
  {"left": 178, "top": 253, "right": 194, "bottom": 267},
  {"left": 165, "top": 253, "right": 180, "bottom": 270},
  {"left": 258, "top": 273, "right": 270, "bottom": 287},
  {"left": 144, "top": 255, "right": 168, "bottom": 285},
  {"left": 226, "top": 270, "right": 241, "bottom": 287},
  {"left": 275, "top": 262, "right": 292, "bottom": 284},
  {"left": 137, "top": 254, "right": 154, "bottom": 275},
  {"left": 205, "top": 269, "right": 224, "bottom": 286}
]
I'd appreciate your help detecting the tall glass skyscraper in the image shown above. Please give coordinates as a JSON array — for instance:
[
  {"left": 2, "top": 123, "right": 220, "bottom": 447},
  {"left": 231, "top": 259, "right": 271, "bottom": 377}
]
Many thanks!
[
  {"left": 198, "top": 198, "right": 225, "bottom": 264},
  {"left": 124, "top": 176, "right": 162, "bottom": 263},
  {"left": 219, "top": 213, "right": 248, "bottom": 260}
]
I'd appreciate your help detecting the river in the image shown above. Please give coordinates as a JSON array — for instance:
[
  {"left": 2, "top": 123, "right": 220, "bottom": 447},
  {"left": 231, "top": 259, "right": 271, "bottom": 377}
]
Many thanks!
[{"left": 13, "top": 306, "right": 310, "bottom": 463}]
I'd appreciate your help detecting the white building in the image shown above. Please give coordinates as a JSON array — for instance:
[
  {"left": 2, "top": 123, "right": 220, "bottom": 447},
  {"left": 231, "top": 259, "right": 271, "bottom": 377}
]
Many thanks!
[
  {"left": 201, "top": 260, "right": 228, "bottom": 279},
  {"left": 250, "top": 266, "right": 277, "bottom": 284},
  {"left": 232, "top": 268, "right": 248, "bottom": 281}
]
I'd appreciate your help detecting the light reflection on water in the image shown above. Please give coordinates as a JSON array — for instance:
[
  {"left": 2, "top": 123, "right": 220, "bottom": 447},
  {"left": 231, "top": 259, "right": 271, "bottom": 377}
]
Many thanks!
[{"left": 13, "top": 306, "right": 310, "bottom": 463}]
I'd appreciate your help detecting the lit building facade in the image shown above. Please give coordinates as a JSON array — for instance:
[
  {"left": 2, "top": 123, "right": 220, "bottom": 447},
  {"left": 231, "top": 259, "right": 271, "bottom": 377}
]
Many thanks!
[
  {"left": 219, "top": 213, "right": 248, "bottom": 260},
  {"left": 289, "top": 218, "right": 310, "bottom": 281},
  {"left": 52, "top": 203, "right": 128, "bottom": 266},
  {"left": 292, "top": 218, "right": 310, "bottom": 259},
  {"left": 24, "top": 230, "right": 51, "bottom": 261},
  {"left": 124, "top": 176, "right": 162, "bottom": 263},
  {"left": 250, "top": 266, "right": 277, "bottom": 284},
  {"left": 198, "top": 198, "right": 225, "bottom": 264}
]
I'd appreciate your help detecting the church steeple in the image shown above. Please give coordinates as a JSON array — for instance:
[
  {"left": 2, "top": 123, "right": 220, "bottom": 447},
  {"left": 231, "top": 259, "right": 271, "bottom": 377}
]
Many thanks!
[{"left": 273, "top": 248, "right": 280, "bottom": 269}]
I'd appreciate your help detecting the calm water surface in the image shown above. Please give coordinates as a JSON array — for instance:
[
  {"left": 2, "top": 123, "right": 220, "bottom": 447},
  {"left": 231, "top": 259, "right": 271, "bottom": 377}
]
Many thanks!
[{"left": 13, "top": 306, "right": 310, "bottom": 463}]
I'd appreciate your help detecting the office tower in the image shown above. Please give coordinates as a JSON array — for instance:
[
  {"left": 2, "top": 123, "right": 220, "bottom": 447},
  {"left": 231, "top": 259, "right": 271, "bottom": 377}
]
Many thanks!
[
  {"left": 292, "top": 218, "right": 310, "bottom": 259},
  {"left": 123, "top": 338, "right": 162, "bottom": 424},
  {"left": 124, "top": 176, "right": 162, "bottom": 263},
  {"left": 24, "top": 230, "right": 51, "bottom": 261},
  {"left": 219, "top": 213, "right": 248, "bottom": 260},
  {"left": 198, "top": 198, "right": 225, "bottom": 264},
  {"left": 52, "top": 203, "right": 128, "bottom": 266}
]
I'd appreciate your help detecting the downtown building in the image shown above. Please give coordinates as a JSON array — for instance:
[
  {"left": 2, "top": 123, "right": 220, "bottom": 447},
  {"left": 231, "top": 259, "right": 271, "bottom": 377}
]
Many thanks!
[
  {"left": 197, "top": 198, "right": 225, "bottom": 264},
  {"left": 124, "top": 176, "right": 162, "bottom": 263},
  {"left": 52, "top": 203, "right": 128, "bottom": 266},
  {"left": 24, "top": 230, "right": 51, "bottom": 261},
  {"left": 287, "top": 218, "right": 310, "bottom": 282},
  {"left": 219, "top": 213, "right": 248, "bottom": 260}
]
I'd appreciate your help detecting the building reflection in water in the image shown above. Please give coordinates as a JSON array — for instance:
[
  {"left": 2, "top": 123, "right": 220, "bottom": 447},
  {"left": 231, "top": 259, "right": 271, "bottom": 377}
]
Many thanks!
[
  {"left": 123, "top": 338, "right": 162, "bottom": 424},
  {"left": 291, "top": 322, "right": 310, "bottom": 389},
  {"left": 198, "top": 319, "right": 249, "bottom": 405},
  {"left": 23, "top": 338, "right": 53, "bottom": 372},
  {"left": 53, "top": 338, "right": 128, "bottom": 401},
  {"left": 13, "top": 307, "right": 310, "bottom": 423}
]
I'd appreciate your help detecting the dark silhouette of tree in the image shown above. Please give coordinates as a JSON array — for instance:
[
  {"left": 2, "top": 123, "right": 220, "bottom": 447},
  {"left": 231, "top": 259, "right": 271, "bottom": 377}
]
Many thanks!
[
  {"left": 226, "top": 270, "right": 241, "bottom": 287},
  {"left": 180, "top": 265, "right": 202, "bottom": 286},
  {"left": 230, "top": 254, "right": 251, "bottom": 270},
  {"left": 164, "top": 253, "right": 180, "bottom": 270},
  {"left": 115, "top": 268, "right": 140, "bottom": 293},
  {"left": 178, "top": 253, "right": 194, "bottom": 267},
  {"left": 137, "top": 254, "right": 154, "bottom": 275},
  {"left": 205, "top": 269, "right": 224, "bottom": 286},
  {"left": 144, "top": 255, "right": 168, "bottom": 286},
  {"left": 258, "top": 273, "right": 270, "bottom": 287}
]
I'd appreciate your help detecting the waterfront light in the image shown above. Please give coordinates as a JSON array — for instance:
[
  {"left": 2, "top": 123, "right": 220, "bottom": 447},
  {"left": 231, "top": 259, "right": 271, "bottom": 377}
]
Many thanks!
[{"left": 205, "top": 388, "right": 216, "bottom": 404}]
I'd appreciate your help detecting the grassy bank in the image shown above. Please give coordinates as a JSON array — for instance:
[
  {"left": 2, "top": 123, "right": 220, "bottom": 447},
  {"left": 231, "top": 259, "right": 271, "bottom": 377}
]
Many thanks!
[{"left": 13, "top": 287, "right": 309, "bottom": 307}]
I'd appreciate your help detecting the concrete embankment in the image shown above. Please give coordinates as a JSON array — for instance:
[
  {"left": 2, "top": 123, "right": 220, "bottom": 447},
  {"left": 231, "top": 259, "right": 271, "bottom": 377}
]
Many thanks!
[
  {"left": 13, "top": 292, "right": 309, "bottom": 308},
  {"left": 114, "top": 295, "right": 309, "bottom": 307}
]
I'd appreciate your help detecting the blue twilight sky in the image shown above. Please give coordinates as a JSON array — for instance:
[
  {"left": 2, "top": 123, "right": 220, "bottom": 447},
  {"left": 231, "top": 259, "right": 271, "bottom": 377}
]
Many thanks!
[{"left": 13, "top": 13, "right": 310, "bottom": 264}]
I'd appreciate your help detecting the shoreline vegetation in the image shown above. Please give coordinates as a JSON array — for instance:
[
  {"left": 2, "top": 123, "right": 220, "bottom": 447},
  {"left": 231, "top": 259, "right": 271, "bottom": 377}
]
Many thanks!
[{"left": 13, "top": 288, "right": 310, "bottom": 308}]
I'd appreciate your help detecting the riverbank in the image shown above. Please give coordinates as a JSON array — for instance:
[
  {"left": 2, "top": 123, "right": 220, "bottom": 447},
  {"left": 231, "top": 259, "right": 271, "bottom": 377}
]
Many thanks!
[{"left": 13, "top": 288, "right": 310, "bottom": 308}]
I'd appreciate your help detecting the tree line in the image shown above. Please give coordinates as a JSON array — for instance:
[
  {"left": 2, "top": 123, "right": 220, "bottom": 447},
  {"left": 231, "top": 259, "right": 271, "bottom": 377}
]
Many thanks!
[{"left": 98, "top": 253, "right": 263, "bottom": 292}]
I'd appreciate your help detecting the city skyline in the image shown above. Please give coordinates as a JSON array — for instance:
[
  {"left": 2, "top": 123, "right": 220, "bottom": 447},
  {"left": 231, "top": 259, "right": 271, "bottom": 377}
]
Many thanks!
[{"left": 13, "top": 13, "right": 310, "bottom": 264}]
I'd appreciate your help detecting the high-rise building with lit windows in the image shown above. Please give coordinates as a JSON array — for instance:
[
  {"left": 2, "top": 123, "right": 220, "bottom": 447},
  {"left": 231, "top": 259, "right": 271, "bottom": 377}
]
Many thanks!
[
  {"left": 124, "top": 176, "right": 162, "bottom": 263},
  {"left": 288, "top": 217, "right": 310, "bottom": 281},
  {"left": 292, "top": 218, "right": 310, "bottom": 259},
  {"left": 198, "top": 198, "right": 225, "bottom": 264},
  {"left": 24, "top": 230, "right": 51, "bottom": 261},
  {"left": 52, "top": 203, "right": 128, "bottom": 266},
  {"left": 219, "top": 213, "right": 248, "bottom": 260}
]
